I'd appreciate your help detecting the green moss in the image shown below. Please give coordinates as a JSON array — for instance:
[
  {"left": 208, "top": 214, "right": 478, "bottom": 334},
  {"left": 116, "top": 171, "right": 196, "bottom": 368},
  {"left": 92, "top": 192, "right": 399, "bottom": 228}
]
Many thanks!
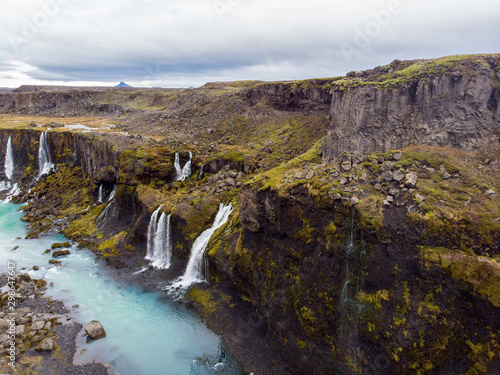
[
  {"left": 297, "top": 338, "right": 308, "bottom": 349},
  {"left": 294, "top": 217, "right": 315, "bottom": 244},
  {"left": 324, "top": 222, "right": 338, "bottom": 250},
  {"left": 358, "top": 289, "right": 389, "bottom": 310},
  {"left": 424, "top": 247, "right": 500, "bottom": 307},
  {"left": 188, "top": 286, "right": 233, "bottom": 317}
]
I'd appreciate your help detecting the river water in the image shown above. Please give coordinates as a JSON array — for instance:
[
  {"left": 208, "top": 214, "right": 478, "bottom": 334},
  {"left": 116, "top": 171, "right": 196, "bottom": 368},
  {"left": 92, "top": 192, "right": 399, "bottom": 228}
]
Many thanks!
[{"left": 0, "top": 201, "right": 240, "bottom": 375}]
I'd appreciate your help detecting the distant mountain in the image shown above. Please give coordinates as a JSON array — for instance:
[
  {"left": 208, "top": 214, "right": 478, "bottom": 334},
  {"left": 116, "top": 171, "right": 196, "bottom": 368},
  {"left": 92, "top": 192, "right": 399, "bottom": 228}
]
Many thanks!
[{"left": 115, "top": 82, "right": 132, "bottom": 88}]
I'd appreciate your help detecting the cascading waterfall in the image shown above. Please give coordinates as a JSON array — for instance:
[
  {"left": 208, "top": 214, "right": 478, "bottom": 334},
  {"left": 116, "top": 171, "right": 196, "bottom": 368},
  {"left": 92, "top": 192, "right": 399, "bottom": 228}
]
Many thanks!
[
  {"left": 108, "top": 184, "right": 117, "bottom": 201},
  {"left": 97, "top": 184, "right": 104, "bottom": 203},
  {"left": 146, "top": 205, "right": 162, "bottom": 260},
  {"left": 145, "top": 205, "right": 172, "bottom": 269},
  {"left": 150, "top": 213, "right": 172, "bottom": 269},
  {"left": 174, "top": 151, "right": 192, "bottom": 181},
  {"left": 96, "top": 199, "right": 115, "bottom": 228},
  {"left": 174, "top": 153, "right": 182, "bottom": 179},
  {"left": 168, "top": 203, "right": 232, "bottom": 291},
  {"left": 198, "top": 165, "right": 204, "bottom": 180},
  {"left": 38, "top": 131, "right": 54, "bottom": 178},
  {"left": 338, "top": 210, "right": 366, "bottom": 353},
  {"left": 0, "top": 137, "right": 14, "bottom": 192},
  {"left": 4, "top": 136, "right": 14, "bottom": 180}
]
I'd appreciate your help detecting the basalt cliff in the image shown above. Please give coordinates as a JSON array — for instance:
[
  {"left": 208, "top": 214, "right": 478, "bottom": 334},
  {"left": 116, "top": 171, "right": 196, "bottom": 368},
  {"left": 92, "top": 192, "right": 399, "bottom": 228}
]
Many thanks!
[{"left": 0, "top": 54, "right": 499, "bottom": 375}]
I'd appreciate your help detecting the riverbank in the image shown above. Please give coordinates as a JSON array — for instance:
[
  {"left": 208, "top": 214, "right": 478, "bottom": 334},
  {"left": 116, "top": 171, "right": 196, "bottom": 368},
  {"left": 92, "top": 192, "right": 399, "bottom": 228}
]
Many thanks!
[{"left": 0, "top": 273, "right": 108, "bottom": 375}]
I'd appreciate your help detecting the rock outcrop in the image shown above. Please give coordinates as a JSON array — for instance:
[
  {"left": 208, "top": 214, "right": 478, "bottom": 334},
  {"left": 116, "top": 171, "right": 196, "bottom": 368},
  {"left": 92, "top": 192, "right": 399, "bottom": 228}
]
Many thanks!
[{"left": 323, "top": 55, "right": 500, "bottom": 160}]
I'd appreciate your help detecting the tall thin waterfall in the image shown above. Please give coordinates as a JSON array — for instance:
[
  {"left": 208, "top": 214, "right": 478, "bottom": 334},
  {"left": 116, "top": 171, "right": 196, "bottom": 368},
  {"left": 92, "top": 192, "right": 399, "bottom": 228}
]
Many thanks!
[
  {"left": 174, "top": 153, "right": 182, "bottom": 180},
  {"left": 5, "top": 136, "right": 14, "bottom": 180},
  {"left": 146, "top": 205, "right": 162, "bottom": 259},
  {"left": 174, "top": 151, "right": 192, "bottom": 181},
  {"left": 97, "top": 184, "right": 104, "bottom": 203},
  {"left": 145, "top": 206, "right": 172, "bottom": 269},
  {"left": 108, "top": 184, "right": 117, "bottom": 201},
  {"left": 169, "top": 203, "right": 232, "bottom": 291},
  {"left": 338, "top": 210, "right": 366, "bottom": 352},
  {"left": 38, "top": 131, "right": 54, "bottom": 178}
]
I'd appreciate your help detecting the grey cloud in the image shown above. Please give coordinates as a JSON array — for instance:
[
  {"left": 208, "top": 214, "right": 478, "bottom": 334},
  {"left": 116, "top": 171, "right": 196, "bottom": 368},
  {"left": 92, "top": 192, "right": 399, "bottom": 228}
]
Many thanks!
[{"left": 0, "top": 0, "right": 499, "bottom": 87}]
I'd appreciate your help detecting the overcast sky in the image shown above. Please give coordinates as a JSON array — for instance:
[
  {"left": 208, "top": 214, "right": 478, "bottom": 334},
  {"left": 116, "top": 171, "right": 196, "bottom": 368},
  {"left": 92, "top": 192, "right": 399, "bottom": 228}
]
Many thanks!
[{"left": 0, "top": 0, "right": 499, "bottom": 88}]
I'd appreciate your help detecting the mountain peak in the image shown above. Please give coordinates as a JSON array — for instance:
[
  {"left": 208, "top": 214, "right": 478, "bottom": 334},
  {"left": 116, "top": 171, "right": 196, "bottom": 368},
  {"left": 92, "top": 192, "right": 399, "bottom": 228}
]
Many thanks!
[{"left": 115, "top": 82, "right": 132, "bottom": 88}]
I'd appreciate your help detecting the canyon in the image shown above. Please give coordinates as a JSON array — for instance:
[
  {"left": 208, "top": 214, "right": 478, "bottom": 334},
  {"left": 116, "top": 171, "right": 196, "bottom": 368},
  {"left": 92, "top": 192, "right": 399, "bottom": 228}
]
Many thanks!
[{"left": 0, "top": 54, "right": 499, "bottom": 374}]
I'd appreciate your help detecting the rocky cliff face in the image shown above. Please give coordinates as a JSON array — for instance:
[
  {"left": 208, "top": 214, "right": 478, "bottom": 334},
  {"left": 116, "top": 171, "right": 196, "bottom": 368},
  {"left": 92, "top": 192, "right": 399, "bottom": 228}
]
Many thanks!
[
  {"left": 324, "top": 55, "right": 500, "bottom": 160},
  {"left": 207, "top": 176, "right": 500, "bottom": 374}
]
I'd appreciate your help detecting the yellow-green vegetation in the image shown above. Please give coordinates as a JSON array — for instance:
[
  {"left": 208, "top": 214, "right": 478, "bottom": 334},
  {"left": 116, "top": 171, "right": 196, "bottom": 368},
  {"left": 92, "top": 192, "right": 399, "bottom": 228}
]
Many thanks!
[
  {"left": 294, "top": 217, "right": 315, "bottom": 245},
  {"left": 399, "top": 145, "right": 500, "bottom": 250},
  {"left": 334, "top": 54, "right": 499, "bottom": 91},
  {"left": 324, "top": 221, "right": 337, "bottom": 250},
  {"left": 250, "top": 139, "right": 322, "bottom": 191},
  {"left": 296, "top": 338, "right": 308, "bottom": 349},
  {"left": 0, "top": 114, "right": 118, "bottom": 131},
  {"left": 97, "top": 230, "right": 127, "bottom": 257},
  {"left": 175, "top": 195, "right": 220, "bottom": 244},
  {"left": 465, "top": 336, "right": 500, "bottom": 375},
  {"left": 188, "top": 285, "right": 234, "bottom": 316},
  {"left": 65, "top": 205, "right": 104, "bottom": 240},
  {"left": 423, "top": 247, "right": 500, "bottom": 307},
  {"left": 358, "top": 289, "right": 389, "bottom": 310},
  {"left": 356, "top": 195, "right": 384, "bottom": 231}
]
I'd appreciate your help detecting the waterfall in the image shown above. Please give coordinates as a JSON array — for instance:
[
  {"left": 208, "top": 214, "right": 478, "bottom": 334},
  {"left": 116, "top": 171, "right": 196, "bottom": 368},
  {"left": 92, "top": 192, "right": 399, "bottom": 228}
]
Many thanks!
[
  {"left": 108, "top": 184, "right": 117, "bottom": 201},
  {"left": 5, "top": 136, "right": 14, "bottom": 180},
  {"left": 97, "top": 184, "right": 104, "bottom": 203},
  {"left": 174, "top": 151, "right": 192, "bottom": 181},
  {"left": 146, "top": 205, "right": 162, "bottom": 260},
  {"left": 145, "top": 205, "right": 172, "bottom": 269},
  {"left": 38, "top": 131, "right": 54, "bottom": 179},
  {"left": 180, "top": 151, "right": 192, "bottom": 181},
  {"left": 96, "top": 200, "right": 115, "bottom": 228},
  {"left": 174, "top": 153, "right": 182, "bottom": 180},
  {"left": 168, "top": 203, "right": 232, "bottom": 291},
  {"left": 198, "top": 165, "right": 204, "bottom": 180},
  {"left": 3, "top": 183, "right": 20, "bottom": 202},
  {"left": 0, "top": 181, "right": 11, "bottom": 191},
  {"left": 338, "top": 210, "right": 366, "bottom": 354}
]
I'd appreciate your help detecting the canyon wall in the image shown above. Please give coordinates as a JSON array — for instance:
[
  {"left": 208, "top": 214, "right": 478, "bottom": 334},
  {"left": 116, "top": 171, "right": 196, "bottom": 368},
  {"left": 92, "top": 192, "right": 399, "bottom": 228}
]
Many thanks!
[{"left": 324, "top": 55, "right": 500, "bottom": 160}]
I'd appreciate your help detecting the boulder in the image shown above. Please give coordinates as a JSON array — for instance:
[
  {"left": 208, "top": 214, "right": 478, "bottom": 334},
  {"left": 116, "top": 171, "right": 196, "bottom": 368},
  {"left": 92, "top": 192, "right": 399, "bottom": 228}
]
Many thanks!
[
  {"left": 85, "top": 320, "right": 106, "bottom": 339},
  {"left": 341, "top": 162, "right": 352, "bottom": 171},
  {"left": 35, "top": 337, "right": 55, "bottom": 351},
  {"left": 380, "top": 161, "right": 396, "bottom": 171},
  {"left": 393, "top": 152, "right": 403, "bottom": 161},
  {"left": 52, "top": 250, "right": 70, "bottom": 257},
  {"left": 51, "top": 242, "right": 71, "bottom": 249},
  {"left": 380, "top": 171, "right": 393, "bottom": 181},
  {"left": 389, "top": 188, "right": 400, "bottom": 196},
  {"left": 485, "top": 189, "right": 497, "bottom": 198},
  {"left": 14, "top": 273, "right": 31, "bottom": 283},
  {"left": 392, "top": 170, "right": 406, "bottom": 182},
  {"left": 32, "top": 320, "right": 45, "bottom": 331},
  {"left": 407, "top": 205, "right": 418, "bottom": 214},
  {"left": 405, "top": 172, "right": 418, "bottom": 188}
]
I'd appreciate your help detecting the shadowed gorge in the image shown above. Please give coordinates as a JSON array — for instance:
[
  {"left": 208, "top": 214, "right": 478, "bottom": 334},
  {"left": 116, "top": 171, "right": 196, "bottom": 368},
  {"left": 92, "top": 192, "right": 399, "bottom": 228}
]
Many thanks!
[{"left": 0, "top": 54, "right": 499, "bottom": 374}]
